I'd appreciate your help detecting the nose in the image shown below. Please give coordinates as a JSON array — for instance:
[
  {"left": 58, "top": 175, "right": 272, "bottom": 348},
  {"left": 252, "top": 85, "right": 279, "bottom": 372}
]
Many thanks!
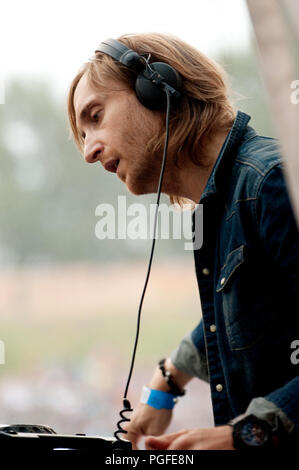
[{"left": 84, "top": 140, "right": 104, "bottom": 164}]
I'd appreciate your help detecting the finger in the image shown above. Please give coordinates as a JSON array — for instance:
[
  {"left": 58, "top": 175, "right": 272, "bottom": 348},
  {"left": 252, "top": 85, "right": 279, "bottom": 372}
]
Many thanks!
[
  {"left": 167, "top": 435, "right": 191, "bottom": 450},
  {"left": 124, "top": 431, "right": 139, "bottom": 450},
  {"left": 145, "top": 429, "right": 188, "bottom": 450},
  {"left": 145, "top": 436, "right": 169, "bottom": 450}
]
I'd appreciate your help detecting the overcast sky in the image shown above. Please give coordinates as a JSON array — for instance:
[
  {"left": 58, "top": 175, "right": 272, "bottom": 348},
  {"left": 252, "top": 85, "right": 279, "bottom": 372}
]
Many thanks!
[{"left": 1, "top": 0, "right": 252, "bottom": 99}]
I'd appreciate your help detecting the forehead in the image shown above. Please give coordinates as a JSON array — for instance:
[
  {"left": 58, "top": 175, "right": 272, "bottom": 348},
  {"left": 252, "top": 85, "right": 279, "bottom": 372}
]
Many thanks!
[
  {"left": 73, "top": 72, "right": 130, "bottom": 124},
  {"left": 73, "top": 73, "right": 101, "bottom": 121}
]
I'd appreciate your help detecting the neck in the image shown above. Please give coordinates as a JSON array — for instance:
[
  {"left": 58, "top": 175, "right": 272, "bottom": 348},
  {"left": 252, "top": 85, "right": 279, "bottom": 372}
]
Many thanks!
[{"left": 171, "top": 130, "right": 229, "bottom": 203}]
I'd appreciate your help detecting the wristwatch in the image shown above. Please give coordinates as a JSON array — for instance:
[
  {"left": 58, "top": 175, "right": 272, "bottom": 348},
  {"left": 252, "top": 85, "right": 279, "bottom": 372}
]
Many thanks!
[{"left": 229, "top": 414, "right": 275, "bottom": 450}]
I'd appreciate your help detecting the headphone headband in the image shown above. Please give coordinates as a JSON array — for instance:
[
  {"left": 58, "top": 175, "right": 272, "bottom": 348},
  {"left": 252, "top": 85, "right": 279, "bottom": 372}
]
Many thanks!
[
  {"left": 96, "top": 38, "right": 144, "bottom": 70},
  {"left": 94, "top": 38, "right": 182, "bottom": 111}
]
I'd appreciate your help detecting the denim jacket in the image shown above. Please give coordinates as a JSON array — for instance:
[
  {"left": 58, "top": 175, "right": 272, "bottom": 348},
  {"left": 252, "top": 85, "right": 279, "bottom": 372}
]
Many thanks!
[{"left": 171, "top": 111, "right": 299, "bottom": 439}]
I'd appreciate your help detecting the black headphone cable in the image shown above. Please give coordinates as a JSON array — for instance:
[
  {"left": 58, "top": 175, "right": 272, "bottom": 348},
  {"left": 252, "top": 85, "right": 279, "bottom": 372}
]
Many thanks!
[{"left": 114, "top": 87, "right": 171, "bottom": 441}]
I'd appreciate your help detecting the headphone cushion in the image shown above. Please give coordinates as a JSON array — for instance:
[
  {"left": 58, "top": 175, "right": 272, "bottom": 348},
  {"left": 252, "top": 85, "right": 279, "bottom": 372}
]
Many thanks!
[{"left": 135, "top": 62, "right": 182, "bottom": 110}]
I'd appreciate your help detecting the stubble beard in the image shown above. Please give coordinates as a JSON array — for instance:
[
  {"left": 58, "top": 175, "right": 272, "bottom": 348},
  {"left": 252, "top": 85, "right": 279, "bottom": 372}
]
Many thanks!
[
  {"left": 121, "top": 106, "right": 180, "bottom": 197},
  {"left": 126, "top": 141, "right": 182, "bottom": 198}
]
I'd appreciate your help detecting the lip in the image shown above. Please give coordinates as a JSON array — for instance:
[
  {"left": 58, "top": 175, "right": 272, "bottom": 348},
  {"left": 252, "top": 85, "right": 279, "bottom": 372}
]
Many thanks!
[{"left": 104, "top": 159, "right": 120, "bottom": 173}]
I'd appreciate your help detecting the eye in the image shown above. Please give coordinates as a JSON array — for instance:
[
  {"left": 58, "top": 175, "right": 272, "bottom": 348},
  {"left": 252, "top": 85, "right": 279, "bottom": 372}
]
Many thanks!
[{"left": 91, "top": 110, "right": 102, "bottom": 122}]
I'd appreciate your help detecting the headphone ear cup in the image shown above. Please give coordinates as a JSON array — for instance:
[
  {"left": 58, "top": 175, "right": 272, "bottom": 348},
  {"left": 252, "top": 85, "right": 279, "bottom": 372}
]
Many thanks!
[{"left": 135, "top": 62, "right": 182, "bottom": 110}]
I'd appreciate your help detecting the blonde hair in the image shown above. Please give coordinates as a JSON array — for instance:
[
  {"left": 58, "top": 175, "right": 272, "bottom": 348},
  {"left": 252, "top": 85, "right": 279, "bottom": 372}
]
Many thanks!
[{"left": 68, "top": 33, "right": 235, "bottom": 206}]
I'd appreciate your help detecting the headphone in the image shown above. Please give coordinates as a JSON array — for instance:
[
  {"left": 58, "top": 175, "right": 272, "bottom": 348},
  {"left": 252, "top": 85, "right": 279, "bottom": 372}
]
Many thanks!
[{"left": 95, "top": 38, "right": 182, "bottom": 111}]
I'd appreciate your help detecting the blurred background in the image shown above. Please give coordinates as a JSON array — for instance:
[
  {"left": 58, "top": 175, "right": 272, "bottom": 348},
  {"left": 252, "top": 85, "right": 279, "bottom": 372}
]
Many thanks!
[{"left": 0, "top": 0, "right": 284, "bottom": 438}]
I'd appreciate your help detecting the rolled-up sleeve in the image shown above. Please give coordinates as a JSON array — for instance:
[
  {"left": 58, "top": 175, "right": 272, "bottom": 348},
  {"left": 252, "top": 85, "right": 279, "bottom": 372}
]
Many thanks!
[
  {"left": 171, "top": 321, "right": 209, "bottom": 383},
  {"left": 245, "top": 377, "right": 299, "bottom": 441}
]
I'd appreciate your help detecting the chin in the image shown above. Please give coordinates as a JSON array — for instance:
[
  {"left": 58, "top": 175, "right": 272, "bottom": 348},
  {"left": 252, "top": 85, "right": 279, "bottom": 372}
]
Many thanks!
[
  {"left": 125, "top": 177, "right": 154, "bottom": 196},
  {"left": 126, "top": 184, "right": 148, "bottom": 196}
]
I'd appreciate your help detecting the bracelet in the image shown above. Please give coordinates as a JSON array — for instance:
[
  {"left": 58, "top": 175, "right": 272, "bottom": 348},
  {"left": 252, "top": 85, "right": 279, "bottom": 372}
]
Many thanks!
[
  {"left": 158, "top": 358, "right": 185, "bottom": 397},
  {"left": 140, "top": 386, "right": 177, "bottom": 410}
]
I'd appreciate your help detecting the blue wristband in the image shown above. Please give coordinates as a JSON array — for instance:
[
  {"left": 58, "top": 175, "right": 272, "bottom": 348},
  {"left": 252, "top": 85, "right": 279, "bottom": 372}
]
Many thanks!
[{"left": 140, "top": 386, "right": 177, "bottom": 410}]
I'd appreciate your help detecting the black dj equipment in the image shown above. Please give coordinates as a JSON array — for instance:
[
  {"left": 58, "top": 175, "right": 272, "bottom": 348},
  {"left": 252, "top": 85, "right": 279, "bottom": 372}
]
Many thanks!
[{"left": 0, "top": 424, "right": 131, "bottom": 454}]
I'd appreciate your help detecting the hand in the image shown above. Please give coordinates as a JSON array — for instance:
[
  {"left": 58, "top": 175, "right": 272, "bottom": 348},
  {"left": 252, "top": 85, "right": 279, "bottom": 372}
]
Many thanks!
[
  {"left": 124, "top": 402, "right": 173, "bottom": 450},
  {"left": 125, "top": 359, "right": 192, "bottom": 449},
  {"left": 145, "top": 425, "right": 235, "bottom": 450}
]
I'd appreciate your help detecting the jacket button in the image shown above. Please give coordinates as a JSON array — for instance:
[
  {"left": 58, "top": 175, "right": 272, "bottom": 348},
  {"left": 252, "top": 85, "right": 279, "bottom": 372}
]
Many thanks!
[
  {"left": 220, "top": 277, "right": 226, "bottom": 285},
  {"left": 210, "top": 324, "right": 216, "bottom": 333},
  {"left": 202, "top": 268, "right": 210, "bottom": 276},
  {"left": 216, "top": 384, "right": 223, "bottom": 392}
]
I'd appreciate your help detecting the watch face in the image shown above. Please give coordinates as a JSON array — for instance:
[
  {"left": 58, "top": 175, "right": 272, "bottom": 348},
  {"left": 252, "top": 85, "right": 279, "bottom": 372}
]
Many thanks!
[{"left": 240, "top": 421, "right": 269, "bottom": 447}]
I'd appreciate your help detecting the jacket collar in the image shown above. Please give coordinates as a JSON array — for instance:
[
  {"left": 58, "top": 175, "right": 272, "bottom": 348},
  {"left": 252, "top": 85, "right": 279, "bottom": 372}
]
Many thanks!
[{"left": 200, "top": 110, "right": 251, "bottom": 202}]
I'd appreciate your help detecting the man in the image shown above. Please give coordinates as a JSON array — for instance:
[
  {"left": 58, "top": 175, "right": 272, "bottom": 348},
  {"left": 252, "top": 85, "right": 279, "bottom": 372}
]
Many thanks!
[{"left": 68, "top": 33, "right": 298, "bottom": 450}]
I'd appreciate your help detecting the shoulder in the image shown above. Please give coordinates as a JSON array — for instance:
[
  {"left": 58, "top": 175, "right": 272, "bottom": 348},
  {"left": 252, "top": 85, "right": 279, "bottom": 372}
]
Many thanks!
[
  {"left": 231, "top": 132, "right": 284, "bottom": 200},
  {"left": 233, "top": 134, "right": 296, "bottom": 234},
  {"left": 237, "top": 132, "right": 281, "bottom": 173}
]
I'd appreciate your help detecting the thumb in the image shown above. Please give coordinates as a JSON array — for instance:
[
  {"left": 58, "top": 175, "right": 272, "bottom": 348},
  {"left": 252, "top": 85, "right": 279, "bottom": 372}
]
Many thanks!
[
  {"left": 145, "top": 435, "right": 171, "bottom": 450},
  {"left": 145, "top": 429, "right": 187, "bottom": 450}
]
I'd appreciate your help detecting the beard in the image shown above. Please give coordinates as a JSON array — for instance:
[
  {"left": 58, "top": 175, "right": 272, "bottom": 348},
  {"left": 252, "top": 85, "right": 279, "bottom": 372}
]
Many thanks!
[
  {"left": 116, "top": 102, "right": 180, "bottom": 197},
  {"left": 124, "top": 147, "right": 162, "bottom": 195}
]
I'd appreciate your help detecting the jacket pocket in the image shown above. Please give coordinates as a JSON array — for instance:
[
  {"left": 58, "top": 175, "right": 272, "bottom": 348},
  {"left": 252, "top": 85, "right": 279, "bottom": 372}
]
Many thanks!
[
  {"left": 216, "top": 245, "right": 245, "bottom": 292},
  {"left": 216, "top": 245, "right": 273, "bottom": 351}
]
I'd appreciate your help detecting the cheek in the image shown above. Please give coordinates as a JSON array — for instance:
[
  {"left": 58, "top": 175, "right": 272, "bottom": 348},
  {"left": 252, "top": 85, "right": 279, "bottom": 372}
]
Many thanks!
[
  {"left": 106, "top": 96, "right": 161, "bottom": 160},
  {"left": 123, "top": 96, "right": 159, "bottom": 135}
]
